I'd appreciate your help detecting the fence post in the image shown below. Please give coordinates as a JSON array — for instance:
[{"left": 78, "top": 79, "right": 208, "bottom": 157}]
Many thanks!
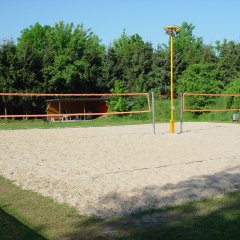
[
  {"left": 152, "top": 91, "right": 155, "bottom": 135},
  {"left": 179, "top": 92, "right": 183, "bottom": 133}
]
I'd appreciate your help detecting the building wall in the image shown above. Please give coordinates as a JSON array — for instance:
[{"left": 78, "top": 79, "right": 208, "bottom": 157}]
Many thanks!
[{"left": 46, "top": 100, "right": 108, "bottom": 121}]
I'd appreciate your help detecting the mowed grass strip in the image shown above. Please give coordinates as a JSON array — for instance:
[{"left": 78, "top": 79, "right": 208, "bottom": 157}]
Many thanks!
[
  {"left": 0, "top": 176, "right": 122, "bottom": 240},
  {"left": 0, "top": 175, "right": 240, "bottom": 240},
  {"left": 0, "top": 117, "right": 151, "bottom": 130}
]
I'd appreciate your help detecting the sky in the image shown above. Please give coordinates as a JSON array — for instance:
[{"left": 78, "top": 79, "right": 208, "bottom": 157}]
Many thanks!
[{"left": 1, "top": 0, "right": 240, "bottom": 48}]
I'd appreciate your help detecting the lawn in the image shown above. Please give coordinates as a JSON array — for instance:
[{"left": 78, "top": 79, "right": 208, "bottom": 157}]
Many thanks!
[
  {"left": 0, "top": 115, "right": 152, "bottom": 130},
  {"left": 0, "top": 176, "right": 240, "bottom": 240}
]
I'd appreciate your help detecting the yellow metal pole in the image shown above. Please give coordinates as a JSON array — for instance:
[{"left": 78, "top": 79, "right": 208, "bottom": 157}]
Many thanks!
[
  {"left": 170, "top": 34, "right": 174, "bottom": 133},
  {"left": 164, "top": 26, "right": 180, "bottom": 133}
]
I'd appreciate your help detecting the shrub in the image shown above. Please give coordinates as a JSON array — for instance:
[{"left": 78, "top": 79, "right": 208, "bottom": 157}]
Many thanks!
[
  {"left": 225, "top": 77, "right": 240, "bottom": 109},
  {"left": 178, "top": 64, "right": 224, "bottom": 110},
  {"left": 107, "top": 80, "right": 130, "bottom": 112}
]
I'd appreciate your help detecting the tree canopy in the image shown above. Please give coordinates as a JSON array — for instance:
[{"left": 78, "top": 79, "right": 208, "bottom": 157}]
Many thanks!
[{"left": 1, "top": 21, "right": 240, "bottom": 114}]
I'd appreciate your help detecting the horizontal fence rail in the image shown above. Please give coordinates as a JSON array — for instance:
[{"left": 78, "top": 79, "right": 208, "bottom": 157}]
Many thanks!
[
  {"left": 0, "top": 92, "right": 151, "bottom": 118},
  {"left": 183, "top": 93, "right": 240, "bottom": 112},
  {"left": 0, "top": 92, "right": 148, "bottom": 97}
]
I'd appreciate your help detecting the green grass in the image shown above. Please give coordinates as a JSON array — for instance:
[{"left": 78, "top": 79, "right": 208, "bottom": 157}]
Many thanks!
[
  {"left": 1, "top": 175, "right": 240, "bottom": 240},
  {"left": 0, "top": 117, "right": 152, "bottom": 130},
  {"left": 181, "top": 95, "right": 240, "bottom": 123},
  {"left": 0, "top": 176, "right": 116, "bottom": 240}
]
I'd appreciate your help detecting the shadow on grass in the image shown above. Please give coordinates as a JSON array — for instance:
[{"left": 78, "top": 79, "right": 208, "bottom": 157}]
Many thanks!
[
  {"left": 1, "top": 166, "right": 240, "bottom": 239},
  {"left": 61, "top": 166, "right": 240, "bottom": 240},
  {"left": 0, "top": 207, "right": 46, "bottom": 240},
  {"left": 113, "top": 191, "right": 240, "bottom": 240}
]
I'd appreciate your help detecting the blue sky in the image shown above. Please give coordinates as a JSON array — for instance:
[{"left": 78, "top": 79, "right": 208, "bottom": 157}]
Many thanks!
[{"left": 1, "top": 0, "right": 240, "bottom": 48}]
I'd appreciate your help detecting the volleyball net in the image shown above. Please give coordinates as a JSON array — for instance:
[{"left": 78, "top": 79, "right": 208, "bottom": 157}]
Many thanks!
[
  {"left": 183, "top": 93, "right": 240, "bottom": 112},
  {"left": 0, "top": 92, "right": 151, "bottom": 120}
]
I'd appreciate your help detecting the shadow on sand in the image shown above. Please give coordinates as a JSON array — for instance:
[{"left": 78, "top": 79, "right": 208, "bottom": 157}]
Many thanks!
[{"left": 59, "top": 166, "right": 240, "bottom": 240}]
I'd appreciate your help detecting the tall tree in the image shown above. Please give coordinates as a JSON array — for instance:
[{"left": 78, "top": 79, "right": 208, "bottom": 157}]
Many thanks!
[
  {"left": 0, "top": 39, "right": 18, "bottom": 114},
  {"left": 102, "top": 32, "right": 154, "bottom": 92},
  {"left": 149, "top": 45, "right": 169, "bottom": 94},
  {"left": 17, "top": 21, "right": 105, "bottom": 94},
  {"left": 17, "top": 22, "right": 51, "bottom": 91},
  {"left": 168, "top": 22, "right": 216, "bottom": 92},
  {"left": 42, "top": 22, "right": 105, "bottom": 93},
  {"left": 216, "top": 39, "right": 240, "bottom": 85},
  {"left": 177, "top": 64, "right": 224, "bottom": 109}
]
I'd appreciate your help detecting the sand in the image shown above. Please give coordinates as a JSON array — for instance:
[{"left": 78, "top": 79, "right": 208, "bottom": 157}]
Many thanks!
[{"left": 0, "top": 122, "right": 240, "bottom": 217}]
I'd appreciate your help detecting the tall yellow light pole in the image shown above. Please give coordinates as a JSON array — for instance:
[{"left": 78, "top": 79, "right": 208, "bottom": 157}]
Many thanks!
[{"left": 164, "top": 26, "right": 181, "bottom": 133}]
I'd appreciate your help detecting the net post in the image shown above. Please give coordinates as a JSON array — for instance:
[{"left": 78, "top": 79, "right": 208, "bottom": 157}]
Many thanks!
[
  {"left": 84, "top": 102, "right": 86, "bottom": 121},
  {"left": 179, "top": 92, "right": 183, "bottom": 134},
  {"left": 151, "top": 91, "right": 156, "bottom": 135}
]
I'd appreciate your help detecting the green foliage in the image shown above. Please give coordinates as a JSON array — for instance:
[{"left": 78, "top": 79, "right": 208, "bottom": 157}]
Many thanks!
[
  {"left": 101, "top": 31, "right": 153, "bottom": 92},
  {"left": 16, "top": 22, "right": 105, "bottom": 94},
  {"left": 41, "top": 22, "right": 105, "bottom": 93},
  {"left": 107, "top": 80, "right": 130, "bottom": 112},
  {"left": 107, "top": 78, "right": 149, "bottom": 117},
  {"left": 174, "top": 22, "right": 211, "bottom": 65},
  {"left": 225, "top": 77, "right": 240, "bottom": 109},
  {"left": 172, "top": 22, "right": 216, "bottom": 88},
  {"left": 216, "top": 40, "right": 240, "bottom": 85},
  {"left": 2, "top": 21, "right": 240, "bottom": 117},
  {"left": 178, "top": 64, "right": 224, "bottom": 110},
  {"left": 0, "top": 22, "right": 105, "bottom": 116},
  {"left": 178, "top": 64, "right": 223, "bottom": 93},
  {"left": 0, "top": 40, "right": 18, "bottom": 114},
  {"left": 149, "top": 45, "right": 170, "bottom": 94}
]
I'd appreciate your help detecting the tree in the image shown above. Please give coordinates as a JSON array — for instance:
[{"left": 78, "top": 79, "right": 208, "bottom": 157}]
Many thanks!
[
  {"left": 0, "top": 22, "right": 105, "bottom": 115},
  {"left": 173, "top": 22, "right": 216, "bottom": 89},
  {"left": 150, "top": 22, "right": 216, "bottom": 95},
  {"left": 225, "top": 77, "right": 240, "bottom": 109},
  {"left": 178, "top": 64, "right": 224, "bottom": 110},
  {"left": 0, "top": 39, "right": 18, "bottom": 114},
  {"left": 102, "top": 32, "right": 154, "bottom": 92},
  {"left": 17, "top": 22, "right": 51, "bottom": 90},
  {"left": 42, "top": 22, "right": 105, "bottom": 93},
  {"left": 107, "top": 80, "right": 130, "bottom": 112},
  {"left": 17, "top": 21, "right": 105, "bottom": 94},
  {"left": 149, "top": 45, "right": 169, "bottom": 94},
  {"left": 17, "top": 23, "right": 51, "bottom": 113},
  {"left": 216, "top": 40, "right": 240, "bottom": 85},
  {"left": 2, "top": 20, "right": 240, "bottom": 116}
]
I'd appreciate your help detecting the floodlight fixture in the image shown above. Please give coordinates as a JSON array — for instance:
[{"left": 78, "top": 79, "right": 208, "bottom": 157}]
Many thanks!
[
  {"left": 164, "top": 25, "right": 181, "bottom": 133},
  {"left": 164, "top": 26, "right": 181, "bottom": 36}
]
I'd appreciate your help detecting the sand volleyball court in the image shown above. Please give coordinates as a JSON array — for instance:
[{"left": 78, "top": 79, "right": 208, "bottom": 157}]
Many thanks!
[{"left": 0, "top": 122, "right": 240, "bottom": 217}]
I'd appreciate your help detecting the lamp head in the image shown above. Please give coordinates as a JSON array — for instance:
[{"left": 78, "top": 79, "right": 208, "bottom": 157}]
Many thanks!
[{"left": 164, "top": 26, "right": 181, "bottom": 36}]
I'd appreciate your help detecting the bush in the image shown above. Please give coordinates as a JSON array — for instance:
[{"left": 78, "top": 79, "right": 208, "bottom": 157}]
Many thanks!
[
  {"left": 178, "top": 64, "right": 224, "bottom": 110},
  {"left": 225, "top": 77, "right": 240, "bottom": 109},
  {"left": 107, "top": 80, "right": 130, "bottom": 112}
]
